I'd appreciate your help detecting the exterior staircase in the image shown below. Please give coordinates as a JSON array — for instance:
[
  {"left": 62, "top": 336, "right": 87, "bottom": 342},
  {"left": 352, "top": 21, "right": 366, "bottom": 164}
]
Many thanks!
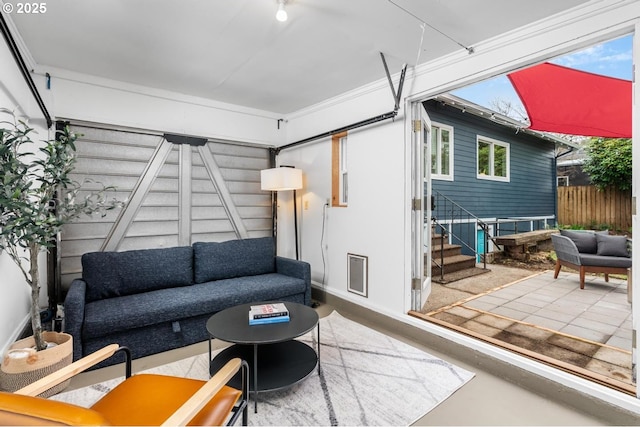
[
  {"left": 428, "top": 190, "right": 492, "bottom": 284},
  {"left": 428, "top": 230, "right": 489, "bottom": 284}
]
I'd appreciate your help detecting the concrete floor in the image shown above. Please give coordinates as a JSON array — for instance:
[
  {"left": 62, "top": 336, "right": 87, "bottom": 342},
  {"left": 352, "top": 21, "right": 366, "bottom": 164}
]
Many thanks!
[
  {"left": 66, "top": 292, "right": 640, "bottom": 425},
  {"left": 330, "top": 298, "right": 639, "bottom": 425}
]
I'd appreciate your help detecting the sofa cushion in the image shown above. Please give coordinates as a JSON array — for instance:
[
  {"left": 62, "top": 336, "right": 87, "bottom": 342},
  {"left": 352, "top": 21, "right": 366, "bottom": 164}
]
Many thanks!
[
  {"left": 579, "top": 253, "right": 632, "bottom": 268},
  {"left": 83, "top": 273, "right": 306, "bottom": 338},
  {"left": 560, "top": 230, "right": 598, "bottom": 254},
  {"left": 193, "top": 237, "right": 275, "bottom": 283},
  {"left": 82, "top": 246, "right": 194, "bottom": 302},
  {"left": 596, "top": 234, "right": 630, "bottom": 257}
]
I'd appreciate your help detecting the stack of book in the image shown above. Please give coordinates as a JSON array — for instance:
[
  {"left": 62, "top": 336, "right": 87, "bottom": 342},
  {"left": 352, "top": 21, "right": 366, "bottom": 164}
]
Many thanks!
[{"left": 249, "top": 303, "right": 290, "bottom": 325}]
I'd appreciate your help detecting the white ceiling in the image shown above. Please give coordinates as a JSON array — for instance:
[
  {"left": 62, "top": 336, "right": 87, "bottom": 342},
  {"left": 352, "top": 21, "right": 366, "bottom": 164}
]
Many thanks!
[{"left": 7, "top": 0, "right": 589, "bottom": 114}]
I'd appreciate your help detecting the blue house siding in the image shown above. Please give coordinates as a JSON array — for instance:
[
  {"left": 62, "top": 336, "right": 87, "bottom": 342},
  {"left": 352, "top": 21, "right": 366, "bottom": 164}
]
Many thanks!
[{"left": 423, "top": 99, "right": 556, "bottom": 247}]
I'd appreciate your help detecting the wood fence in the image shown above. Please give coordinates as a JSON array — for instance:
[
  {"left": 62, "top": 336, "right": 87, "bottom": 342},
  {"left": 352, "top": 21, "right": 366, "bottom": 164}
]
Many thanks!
[{"left": 557, "top": 186, "right": 632, "bottom": 231}]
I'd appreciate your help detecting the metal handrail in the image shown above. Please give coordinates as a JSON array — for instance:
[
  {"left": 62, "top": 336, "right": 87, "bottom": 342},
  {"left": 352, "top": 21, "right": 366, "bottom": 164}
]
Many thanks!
[
  {"left": 429, "top": 192, "right": 554, "bottom": 279},
  {"left": 430, "top": 191, "right": 490, "bottom": 277},
  {"left": 431, "top": 220, "right": 447, "bottom": 282}
]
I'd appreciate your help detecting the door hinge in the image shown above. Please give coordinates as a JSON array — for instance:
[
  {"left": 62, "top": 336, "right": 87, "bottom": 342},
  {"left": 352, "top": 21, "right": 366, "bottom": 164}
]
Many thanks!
[
  {"left": 412, "top": 120, "right": 421, "bottom": 132},
  {"left": 412, "top": 198, "right": 422, "bottom": 211},
  {"left": 412, "top": 277, "right": 422, "bottom": 290}
]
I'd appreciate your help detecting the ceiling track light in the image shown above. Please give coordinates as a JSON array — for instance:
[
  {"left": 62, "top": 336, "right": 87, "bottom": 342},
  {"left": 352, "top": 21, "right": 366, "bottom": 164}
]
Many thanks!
[{"left": 276, "top": 0, "right": 288, "bottom": 22}]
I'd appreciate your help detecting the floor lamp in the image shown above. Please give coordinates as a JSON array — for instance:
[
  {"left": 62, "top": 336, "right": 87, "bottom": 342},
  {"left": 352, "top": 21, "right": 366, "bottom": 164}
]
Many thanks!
[{"left": 260, "top": 166, "right": 303, "bottom": 260}]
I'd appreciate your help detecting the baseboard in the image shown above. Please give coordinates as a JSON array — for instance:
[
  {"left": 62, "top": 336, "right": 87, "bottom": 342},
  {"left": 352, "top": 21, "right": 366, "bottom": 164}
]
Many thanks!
[{"left": 0, "top": 314, "right": 30, "bottom": 356}]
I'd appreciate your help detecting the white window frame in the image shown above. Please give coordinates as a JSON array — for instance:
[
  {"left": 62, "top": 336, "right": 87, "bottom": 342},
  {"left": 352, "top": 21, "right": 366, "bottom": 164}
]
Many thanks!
[
  {"left": 477, "top": 135, "right": 510, "bottom": 182},
  {"left": 429, "top": 122, "right": 454, "bottom": 181},
  {"left": 557, "top": 176, "right": 569, "bottom": 186}
]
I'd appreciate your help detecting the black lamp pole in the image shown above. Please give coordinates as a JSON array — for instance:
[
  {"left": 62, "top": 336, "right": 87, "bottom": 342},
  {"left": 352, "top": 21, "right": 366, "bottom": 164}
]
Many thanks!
[{"left": 293, "top": 188, "right": 299, "bottom": 260}]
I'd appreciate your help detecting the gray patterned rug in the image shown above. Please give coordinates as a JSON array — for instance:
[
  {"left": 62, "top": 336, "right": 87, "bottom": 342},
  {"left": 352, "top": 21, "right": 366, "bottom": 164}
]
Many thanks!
[{"left": 53, "top": 311, "right": 474, "bottom": 426}]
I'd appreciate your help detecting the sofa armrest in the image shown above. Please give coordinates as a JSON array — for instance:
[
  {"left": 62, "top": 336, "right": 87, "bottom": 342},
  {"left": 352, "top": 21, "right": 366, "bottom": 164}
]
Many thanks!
[
  {"left": 275, "top": 256, "right": 311, "bottom": 305},
  {"left": 551, "top": 234, "right": 582, "bottom": 265},
  {"left": 64, "top": 279, "right": 87, "bottom": 361}
]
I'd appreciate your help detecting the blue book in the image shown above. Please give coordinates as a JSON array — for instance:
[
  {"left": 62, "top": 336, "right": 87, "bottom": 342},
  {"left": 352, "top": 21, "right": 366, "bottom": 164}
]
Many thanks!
[{"left": 249, "top": 315, "right": 290, "bottom": 325}]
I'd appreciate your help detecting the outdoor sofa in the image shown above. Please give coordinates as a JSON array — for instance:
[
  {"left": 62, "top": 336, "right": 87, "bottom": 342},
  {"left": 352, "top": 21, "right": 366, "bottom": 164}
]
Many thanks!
[
  {"left": 551, "top": 230, "right": 631, "bottom": 289},
  {"left": 64, "top": 236, "right": 311, "bottom": 367}
]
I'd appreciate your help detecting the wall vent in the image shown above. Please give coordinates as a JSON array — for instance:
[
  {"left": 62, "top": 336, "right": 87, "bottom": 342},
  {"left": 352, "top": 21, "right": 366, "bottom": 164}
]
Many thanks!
[{"left": 347, "top": 253, "right": 368, "bottom": 297}]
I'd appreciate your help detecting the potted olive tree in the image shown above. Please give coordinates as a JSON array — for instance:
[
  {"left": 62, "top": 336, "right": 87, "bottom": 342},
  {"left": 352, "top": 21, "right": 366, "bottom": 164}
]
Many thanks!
[{"left": 0, "top": 111, "right": 121, "bottom": 394}]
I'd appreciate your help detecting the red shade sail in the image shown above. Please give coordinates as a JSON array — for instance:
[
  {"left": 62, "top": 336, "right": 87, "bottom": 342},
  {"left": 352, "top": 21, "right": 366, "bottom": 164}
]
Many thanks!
[{"left": 508, "top": 62, "right": 631, "bottom": 138}]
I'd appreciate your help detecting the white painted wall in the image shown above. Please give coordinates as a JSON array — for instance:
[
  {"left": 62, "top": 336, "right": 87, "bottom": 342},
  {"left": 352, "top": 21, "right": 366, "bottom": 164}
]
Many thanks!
[
  {"left": 278, "top": 114, "right": 408, "bottom": 315},
  {"left": 41, "top": 67, "right": 285, "bottom": 146},
  {"left": 0, "top": 37, "right": 50, "bottom": 354}
]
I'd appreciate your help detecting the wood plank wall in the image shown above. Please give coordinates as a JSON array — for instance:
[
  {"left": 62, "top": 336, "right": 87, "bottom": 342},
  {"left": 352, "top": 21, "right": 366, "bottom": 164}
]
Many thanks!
[{"left": 557, "top": 186, "right": 632, "bottom": 231}]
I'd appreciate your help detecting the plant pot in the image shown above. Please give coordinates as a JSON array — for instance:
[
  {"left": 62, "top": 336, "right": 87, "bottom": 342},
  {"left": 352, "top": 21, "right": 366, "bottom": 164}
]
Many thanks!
[{"left": 0, "top": 331, "right": 73, "bottom": 397}]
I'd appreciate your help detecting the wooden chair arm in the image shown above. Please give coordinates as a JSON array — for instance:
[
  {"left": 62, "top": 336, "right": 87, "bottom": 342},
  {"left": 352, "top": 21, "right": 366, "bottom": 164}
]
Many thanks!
[
  {"left": 161, "top": 358, "right": 242, "bottom": 427},
  {"left": 15, "top": 344, "right": 121, "bottom": 397}
]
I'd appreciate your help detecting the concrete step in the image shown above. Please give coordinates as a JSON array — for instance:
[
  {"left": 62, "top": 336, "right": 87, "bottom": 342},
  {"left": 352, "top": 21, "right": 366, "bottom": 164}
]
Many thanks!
[
  {"left": 430, "top": 254, "right": 477, "bottom": 276},
  {"left": 431, "top": 266, "right": 491, "bottom": 284},
  {"left": 429, "top": 243, "right": 462, "bottom": 258},
  {"left": 431, "top": 233, "right": 447, "bottom": 242}
]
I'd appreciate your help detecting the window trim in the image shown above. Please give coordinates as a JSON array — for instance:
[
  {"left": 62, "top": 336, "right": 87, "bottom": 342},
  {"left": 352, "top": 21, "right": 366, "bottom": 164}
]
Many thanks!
[
  {"left": 430, "top": 122, "right": 454, "bottom": 181},
  {"left": 331, "top": 132, "right": 348, "bottom": 207},
  {"left": 476, "top": 135, "right": 510, "bottom": 182}
]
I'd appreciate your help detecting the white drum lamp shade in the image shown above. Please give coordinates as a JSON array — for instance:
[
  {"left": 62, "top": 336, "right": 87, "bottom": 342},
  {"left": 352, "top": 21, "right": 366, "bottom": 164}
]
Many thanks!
[
  {"left": 261, "top": 167, "right": 303, "bottom": 191},
  {"left": 261, "top": 166, "right": 303, "bottom": 260}
]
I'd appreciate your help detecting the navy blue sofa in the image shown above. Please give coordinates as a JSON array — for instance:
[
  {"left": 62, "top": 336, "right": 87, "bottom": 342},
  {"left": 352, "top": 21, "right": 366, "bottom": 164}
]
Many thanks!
[{"left": 64, "top": 237, "right": 311, "bottom": 367}]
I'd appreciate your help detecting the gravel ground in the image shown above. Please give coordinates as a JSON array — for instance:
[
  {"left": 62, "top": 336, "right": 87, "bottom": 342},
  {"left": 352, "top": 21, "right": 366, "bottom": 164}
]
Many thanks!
[{"left": 423, "top": 262, "right": 549, "bottom": 313}]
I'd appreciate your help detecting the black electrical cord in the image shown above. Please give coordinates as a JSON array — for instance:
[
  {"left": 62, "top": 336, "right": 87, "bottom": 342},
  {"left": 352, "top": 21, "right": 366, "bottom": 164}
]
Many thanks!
[{"left": 321, "top": 202, "right": 328, "bottom": 286}]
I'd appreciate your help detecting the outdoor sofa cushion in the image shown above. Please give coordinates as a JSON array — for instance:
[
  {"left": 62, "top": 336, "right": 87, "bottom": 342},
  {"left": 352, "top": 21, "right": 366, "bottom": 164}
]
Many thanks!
[
  {"left": 82, "top": 246, "right": 194, "bottom": 302},
  {"left": 596, "top": 233, "right": 630, "bottom": 257},
  {"left": 559, "top": 229, "right": 609, "bottom": 254},
  {"left": 579, "top": 253, "right": 632, "bottom": 269}
]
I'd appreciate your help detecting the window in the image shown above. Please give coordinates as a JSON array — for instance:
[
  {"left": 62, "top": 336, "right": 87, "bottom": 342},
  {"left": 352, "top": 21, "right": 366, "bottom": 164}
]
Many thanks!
[
  {"left": 477, "top": 136, "right": 509, "bottom": 181},
  {"left": 332, "top": 132, "right": 348, "bottom": 206},
  {"left": 557, "top": 176, "right": 569, "bottom": 186},
  {"left": 429, "top": 123, "right": 454, "bottom": 181}
]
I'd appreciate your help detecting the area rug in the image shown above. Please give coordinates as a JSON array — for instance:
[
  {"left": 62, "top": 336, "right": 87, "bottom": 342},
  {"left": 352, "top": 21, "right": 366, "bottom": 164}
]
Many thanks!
[{"left": 52, "top": 311, "right": 474, "bottom": 426}]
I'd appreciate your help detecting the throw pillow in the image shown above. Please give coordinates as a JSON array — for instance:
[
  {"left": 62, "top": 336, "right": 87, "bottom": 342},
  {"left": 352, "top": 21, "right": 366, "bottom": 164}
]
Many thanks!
[
  {"left": 559, "top": 229, "right": 597, "bottom": 254},
  {"left": 596, "top": 234, "right": 630, "bottom": 257}
]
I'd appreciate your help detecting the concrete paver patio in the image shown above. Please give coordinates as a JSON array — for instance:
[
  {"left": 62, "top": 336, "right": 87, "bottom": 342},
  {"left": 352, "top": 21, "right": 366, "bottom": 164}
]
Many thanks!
[{"left": 422, "top": 268, "right": 634, "bottom": 393}]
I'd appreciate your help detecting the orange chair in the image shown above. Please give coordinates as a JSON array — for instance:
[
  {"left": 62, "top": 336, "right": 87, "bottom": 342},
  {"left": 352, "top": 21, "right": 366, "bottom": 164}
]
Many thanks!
[{"left": 0, "top": 344, "right": 248, "bottom": 426}]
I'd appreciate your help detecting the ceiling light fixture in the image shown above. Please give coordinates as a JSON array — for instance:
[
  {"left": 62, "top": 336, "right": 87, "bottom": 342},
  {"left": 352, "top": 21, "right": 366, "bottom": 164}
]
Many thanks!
[{"left": 276, "top": 0, "right": 288, "bottom": 22}]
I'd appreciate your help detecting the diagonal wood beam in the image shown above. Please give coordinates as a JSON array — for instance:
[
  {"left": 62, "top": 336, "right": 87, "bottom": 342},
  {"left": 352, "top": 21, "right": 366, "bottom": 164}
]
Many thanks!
[
  {"left": 101, "top": 137, "right": 173, "bottom": 251},
  {"left": 197, "top": 146, "right": 248, "bottom": 239}
]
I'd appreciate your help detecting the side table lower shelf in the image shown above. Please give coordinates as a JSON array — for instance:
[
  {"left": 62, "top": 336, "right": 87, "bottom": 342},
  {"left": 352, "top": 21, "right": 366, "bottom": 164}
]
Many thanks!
[{"left": 210, "top": 340, "right": 318, "bottom": 412}]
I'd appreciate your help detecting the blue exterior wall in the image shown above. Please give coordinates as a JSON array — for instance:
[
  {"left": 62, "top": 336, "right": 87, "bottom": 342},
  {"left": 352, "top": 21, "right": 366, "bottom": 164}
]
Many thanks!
[{"left": 423, "top": 99, "right": 557, "bottom": 239}]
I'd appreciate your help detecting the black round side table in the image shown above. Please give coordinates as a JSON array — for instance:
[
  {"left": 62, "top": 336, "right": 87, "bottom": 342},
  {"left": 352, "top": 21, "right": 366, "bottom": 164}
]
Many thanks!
[{"left": 207, "top": 301, "right": 320, "bottom": 412}]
